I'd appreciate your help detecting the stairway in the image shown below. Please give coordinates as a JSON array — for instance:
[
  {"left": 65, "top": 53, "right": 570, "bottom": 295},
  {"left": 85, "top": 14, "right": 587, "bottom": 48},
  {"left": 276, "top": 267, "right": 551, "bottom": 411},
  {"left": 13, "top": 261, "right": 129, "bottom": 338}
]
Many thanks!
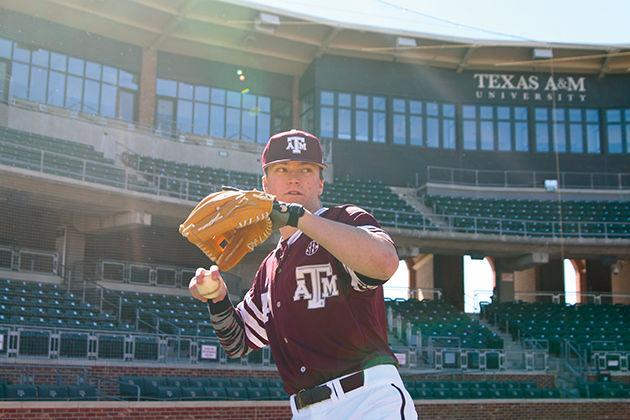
[
  {"left": 389, "top": 186, "right": 448, "bottom": 228},
  {"left": 473, "top": 313, "right": 527, "bottom": 370}
]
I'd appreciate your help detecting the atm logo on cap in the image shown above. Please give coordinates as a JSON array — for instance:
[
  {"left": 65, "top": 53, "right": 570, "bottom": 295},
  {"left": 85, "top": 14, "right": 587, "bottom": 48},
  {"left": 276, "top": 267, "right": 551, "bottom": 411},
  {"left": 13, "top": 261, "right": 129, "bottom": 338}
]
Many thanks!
[{"left": 286, "top": 136, "right": 307, "bottom": 154}]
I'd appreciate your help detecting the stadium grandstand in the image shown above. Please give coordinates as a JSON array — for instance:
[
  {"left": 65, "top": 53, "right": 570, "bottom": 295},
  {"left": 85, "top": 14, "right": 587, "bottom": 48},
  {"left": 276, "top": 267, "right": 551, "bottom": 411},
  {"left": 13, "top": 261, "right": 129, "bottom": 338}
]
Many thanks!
[{"left": 0, "top": 0, "right": 629, "bottom": 418}]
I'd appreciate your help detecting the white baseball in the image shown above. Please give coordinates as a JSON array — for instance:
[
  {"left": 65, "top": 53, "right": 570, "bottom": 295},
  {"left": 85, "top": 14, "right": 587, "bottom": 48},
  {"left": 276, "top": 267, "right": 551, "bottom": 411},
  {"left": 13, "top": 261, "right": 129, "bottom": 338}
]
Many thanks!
[{"left": 197, "top": 272, "right": 220, "bottom": 297}]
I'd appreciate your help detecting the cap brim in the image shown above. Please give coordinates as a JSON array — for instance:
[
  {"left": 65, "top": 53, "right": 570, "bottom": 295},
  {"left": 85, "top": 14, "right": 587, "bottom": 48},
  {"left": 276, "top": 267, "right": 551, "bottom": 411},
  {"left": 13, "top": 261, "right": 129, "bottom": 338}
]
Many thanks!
[{"left": 262, "top": 159, "right": 327, "bottom": 170}]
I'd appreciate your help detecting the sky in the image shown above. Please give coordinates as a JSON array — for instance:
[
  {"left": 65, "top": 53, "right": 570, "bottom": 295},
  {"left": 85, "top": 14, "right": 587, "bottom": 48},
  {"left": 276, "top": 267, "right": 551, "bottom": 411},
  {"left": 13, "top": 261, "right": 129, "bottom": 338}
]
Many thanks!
[{"left": 237, "top": 0, "right": 630, "bottom": 46}]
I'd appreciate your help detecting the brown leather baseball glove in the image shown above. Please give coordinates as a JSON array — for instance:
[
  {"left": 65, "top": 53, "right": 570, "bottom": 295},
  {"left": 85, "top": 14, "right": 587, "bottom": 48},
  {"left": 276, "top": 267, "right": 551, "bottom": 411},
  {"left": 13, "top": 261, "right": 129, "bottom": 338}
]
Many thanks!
[{"left": 179, "top": 188, "right": 275, "bottom": 271}]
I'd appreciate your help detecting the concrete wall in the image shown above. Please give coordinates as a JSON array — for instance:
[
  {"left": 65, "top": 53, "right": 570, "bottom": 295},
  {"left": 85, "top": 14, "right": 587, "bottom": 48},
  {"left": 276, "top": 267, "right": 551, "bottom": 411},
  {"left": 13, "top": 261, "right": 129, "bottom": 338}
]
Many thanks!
[
  {"left": 611, "top": 259, "right": 630, "bottom": 304},
  {"left": 514, "top": 267, "right": 538, "bottom": 303}
]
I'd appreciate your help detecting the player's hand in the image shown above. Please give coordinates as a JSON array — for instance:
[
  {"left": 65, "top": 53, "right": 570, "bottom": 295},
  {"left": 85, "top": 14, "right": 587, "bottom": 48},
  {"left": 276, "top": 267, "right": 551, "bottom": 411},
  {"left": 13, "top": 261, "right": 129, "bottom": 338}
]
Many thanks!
[
  {"left": 270, "top": 200, "right": 305, "bottom": 230},
  {"left": 189, "top": 266, "right": 227, "bottom": 303}
]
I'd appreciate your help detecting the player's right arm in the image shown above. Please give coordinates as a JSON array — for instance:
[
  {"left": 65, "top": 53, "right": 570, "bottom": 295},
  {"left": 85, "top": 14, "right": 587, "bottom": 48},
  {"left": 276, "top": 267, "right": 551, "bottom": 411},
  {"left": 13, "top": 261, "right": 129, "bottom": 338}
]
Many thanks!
[{"left": 189, "top": 266, "right": 269, "bottom": 358}]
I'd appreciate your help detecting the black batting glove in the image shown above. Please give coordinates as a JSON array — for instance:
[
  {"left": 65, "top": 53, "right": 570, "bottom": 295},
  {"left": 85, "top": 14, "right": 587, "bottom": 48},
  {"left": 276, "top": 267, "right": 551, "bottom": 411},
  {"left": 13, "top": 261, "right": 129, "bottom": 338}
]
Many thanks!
[{"left": 270, "top": 200, "right": 305, "bottom": 229}]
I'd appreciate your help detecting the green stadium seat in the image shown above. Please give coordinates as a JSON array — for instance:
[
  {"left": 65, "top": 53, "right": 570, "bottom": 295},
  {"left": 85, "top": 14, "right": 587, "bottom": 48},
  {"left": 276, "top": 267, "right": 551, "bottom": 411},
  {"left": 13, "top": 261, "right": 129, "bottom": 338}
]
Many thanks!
[
  {"left": 37, "top": 385, "right": 68, "bottom": 400},
  {"left": 180, "top": 387, "right": 207, "bottom": 400},
  {"left": 156, "top": 386, "right": 182, "bottom": 400},
  {"left": 267, "top": 387, "right": 288, "bottom": 400},
  {"left": 247, "top": 387, "right": 270, "bottom": 400},
  {"left": 67, "top": 385, "right": 98, "bottom": 400},
  {"left": 225, "top": 387, "right": 249, "bottom": 400},
  {"left": 204, "top": 386, "right": 227, "bottom": 400},
  {"left": 6, "top": 384, "right": 37, "bottom": 400}
]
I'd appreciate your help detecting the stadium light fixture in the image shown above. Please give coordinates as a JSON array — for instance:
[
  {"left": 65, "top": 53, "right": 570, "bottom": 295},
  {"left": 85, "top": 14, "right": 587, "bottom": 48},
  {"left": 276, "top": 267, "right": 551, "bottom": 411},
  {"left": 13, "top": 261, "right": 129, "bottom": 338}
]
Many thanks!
[
  {"left": 396, "top": 36, "right": 417, "bottom": 49},
  {"left": 254, "top": 12, "right": 280, "bottom": 34},
  {"left": 533, "top": 48, "right": 553, "bottom": 59}
]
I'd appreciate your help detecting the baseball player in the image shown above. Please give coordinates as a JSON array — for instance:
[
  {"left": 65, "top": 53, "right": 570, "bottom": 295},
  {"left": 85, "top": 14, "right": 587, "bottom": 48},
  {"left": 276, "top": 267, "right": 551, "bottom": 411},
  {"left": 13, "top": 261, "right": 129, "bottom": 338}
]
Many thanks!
[{"left": 190, "top": 129, "right": 417, "bottom": 419}]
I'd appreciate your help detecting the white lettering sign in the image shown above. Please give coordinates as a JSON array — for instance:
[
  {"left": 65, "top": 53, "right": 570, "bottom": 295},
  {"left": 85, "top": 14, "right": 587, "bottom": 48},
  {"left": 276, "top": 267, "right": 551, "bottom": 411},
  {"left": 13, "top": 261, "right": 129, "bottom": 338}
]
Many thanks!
[
  {"left": 394, "top": 352, "right": 407, "bottom": 365},
  {"left": 201, "top": 344, "right": 217, "bottom": 359},
  {"left": 473, "top": 73, "right": 587, "bottom": 103}
]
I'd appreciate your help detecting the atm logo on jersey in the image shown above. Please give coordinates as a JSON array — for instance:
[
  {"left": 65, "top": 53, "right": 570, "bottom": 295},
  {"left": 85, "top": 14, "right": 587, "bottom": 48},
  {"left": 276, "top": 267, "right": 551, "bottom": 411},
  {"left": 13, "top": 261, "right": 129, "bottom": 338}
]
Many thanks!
[{"left": 293, "top": 263, "right": 339, "bottom": 309}]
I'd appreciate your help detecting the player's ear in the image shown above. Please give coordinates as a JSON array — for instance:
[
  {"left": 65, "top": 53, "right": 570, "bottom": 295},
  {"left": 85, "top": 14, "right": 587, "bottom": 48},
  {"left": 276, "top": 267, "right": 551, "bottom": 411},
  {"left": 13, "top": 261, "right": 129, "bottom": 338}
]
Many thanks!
[{"left": 261, "top": 174, "right": 268, "bottom": 192}]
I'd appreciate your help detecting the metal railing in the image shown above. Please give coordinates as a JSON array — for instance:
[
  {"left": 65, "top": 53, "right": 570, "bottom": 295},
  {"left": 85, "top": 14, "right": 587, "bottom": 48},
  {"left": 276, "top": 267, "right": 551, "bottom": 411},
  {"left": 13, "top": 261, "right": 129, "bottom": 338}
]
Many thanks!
[
  {"left": 514, "top": 290, "right": 630, "bottom": 305},
  {"left": 425, "top": 166, "right": 630, "bottom": 190},
  {"left": 3, "top": 140, "right": 630, "bottom": 241},
  {"left": 0, "top": 245, "right": 58, "bottom": 275}
]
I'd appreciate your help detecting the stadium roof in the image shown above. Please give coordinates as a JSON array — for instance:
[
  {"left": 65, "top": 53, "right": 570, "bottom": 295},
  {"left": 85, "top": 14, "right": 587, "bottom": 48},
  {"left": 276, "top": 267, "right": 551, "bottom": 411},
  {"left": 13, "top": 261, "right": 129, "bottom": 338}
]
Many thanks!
[{"left": 2, "top": 0, "right": 630, "bottom": 76}]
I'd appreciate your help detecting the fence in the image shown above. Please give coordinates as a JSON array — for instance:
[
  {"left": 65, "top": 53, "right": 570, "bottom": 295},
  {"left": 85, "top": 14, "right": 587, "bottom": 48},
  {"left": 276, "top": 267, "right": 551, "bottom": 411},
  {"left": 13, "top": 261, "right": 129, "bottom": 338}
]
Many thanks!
[{"left": 425, "top": 166, "right": 630, "bottom": 190}]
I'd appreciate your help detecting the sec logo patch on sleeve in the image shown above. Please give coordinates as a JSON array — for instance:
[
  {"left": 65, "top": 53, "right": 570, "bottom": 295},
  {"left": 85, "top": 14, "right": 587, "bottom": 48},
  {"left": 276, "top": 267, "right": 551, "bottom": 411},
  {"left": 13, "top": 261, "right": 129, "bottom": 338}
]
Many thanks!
[{"left": 305, "top": 240, "right": 319, "bottom": 256}]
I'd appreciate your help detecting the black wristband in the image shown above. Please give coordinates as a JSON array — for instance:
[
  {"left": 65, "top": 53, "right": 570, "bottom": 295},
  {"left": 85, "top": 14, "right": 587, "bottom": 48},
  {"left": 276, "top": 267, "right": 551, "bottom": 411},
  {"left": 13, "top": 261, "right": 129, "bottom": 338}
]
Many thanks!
[{"left": 287, "top": 204, "right": 305, "bottom": 227}]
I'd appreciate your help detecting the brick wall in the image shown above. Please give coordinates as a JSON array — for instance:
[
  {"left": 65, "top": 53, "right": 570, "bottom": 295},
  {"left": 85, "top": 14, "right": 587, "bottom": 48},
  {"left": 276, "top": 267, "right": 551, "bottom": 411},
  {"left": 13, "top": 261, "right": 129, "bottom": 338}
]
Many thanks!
[{"left": 1, "top": 400, "right": 630, "bottom": 420}]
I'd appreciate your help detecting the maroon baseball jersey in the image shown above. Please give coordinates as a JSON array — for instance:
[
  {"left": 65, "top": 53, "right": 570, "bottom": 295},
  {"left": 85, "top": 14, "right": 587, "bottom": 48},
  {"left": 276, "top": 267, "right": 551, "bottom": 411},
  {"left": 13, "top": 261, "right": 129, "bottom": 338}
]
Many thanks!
[{"left": 234, "top": 205, "right": 398, "bottom": 394}]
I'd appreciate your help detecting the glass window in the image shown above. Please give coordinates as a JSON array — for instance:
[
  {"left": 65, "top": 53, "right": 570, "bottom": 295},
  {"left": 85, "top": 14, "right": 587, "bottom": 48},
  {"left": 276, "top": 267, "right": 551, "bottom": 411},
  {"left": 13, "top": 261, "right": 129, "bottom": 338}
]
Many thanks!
[
  {"left": 463, "top": 120, "right": 477, "bottom": 150},
  {"left": 210, "top": 104, "right": 225, "bottom": 138},
  {"left": 178, "top": 82, "right": 194, "bottom": 100},
  {"left": 338, "top": 93, "right": 351, "bottom": 107},
  {"left": 85, "top": 61, "right": 101, "bottom": 80},
  {"left": 427, "top": 117, "right": 439, "bottom": 148},
  {"left": 31, "top": 49, "right": 49, "bottom": 67},
  {"left": 553, "top": 122, "right": 567, "bottom": 152},
  {"left": 241, "top": 107, "right": 256, "bottom": 142},
  {"left": 443, "top": 104, "right": 455, "bottom": 118},
  {"left": 156, "top": 98, "right": 174, "bottom": 133},
  {"left": 463, "top": 105, "right": 476, "bottom": 119},
  {"left": 480, "top": 120, "right": 494, "bottom": 150},
  {"left": 100, "top": 83, "right": 116, "bottom": 117},
  {"left": 47, "top": 71, "right": 65, "bottom": 107},
  {"left": 410, "top": 115, "right": 422, "bottom": 146},
  {"left": 409, "top": 100, "right": 422, "bottom": 114},
  {"left": 320, "top": 91, "right": 334, "bottom": 106},
  {"left": 498, "top": 121, "right": 511, "bottom": 151},
  {"left": 226, "top": 107, "right": 240, "bottom": 139},
  {"left": 536, "top": 123, "right": 550, "bottom": 152},
  {"left": 355, "top": 109, "right": 368, "bottom": 141},
  {"left": 211, "top": 88, "right": 226, "bottom": 105},
  {"left": 227, "top": 90, "right": 241, "bottom": 108},
  {"left": 427, "top": 102, "right": 438, "bottom": 116},
  {"left": 12, "top": 43, "right": 30, "bottom": 63},
  {"left": 194, "top": 86, "right": 210, "bottom": 102},
  {"left": 355, "top": 95, "right": 368, "bottom": 109},
  {"left": 118, "top": 89, "right": 135, "bottom": 122},
  {"left": 50, "top": 52, "right": 67, "bottom": 72},
  {"left": 28, "top": 66, "right": 48, "bottom": 103},
  {"left": 443, "top": 119, "right": 456, "bottom": 149},
  {"left": 83, "top": 79, "right": 100, "bottom": 114},
  {"left": 515, "top": 122, "right": 528, "bottom": 151},
  {"left": 118, "top": 70, "right": 138, "bottom": 90},
  {"left": 586, "top": 123, "right": 600, "bottom": 153},
  {"left": 569, "top": 123, "right": 583, "bottom": 153},
  {"left": 65, "top": 75, "right": 83, "bottom": 111},
  {"left": 0, "top": 61, "right": 7, "bottom": 100},
  {"left": 0, "top": 38, "right": 12, "bottom": 59},
  {"left": 257, "top": 113, "right": 270, "bottom": 143},
  {"left": 9, "top": 62, "right": 29, "bottom": 99},
  {"left": 607, "top": 125, "right": 622, "bottom": 153},
  {"left": 393, "top": 99, "right": 405, "bottom": 113},
  {"left": 102, "top": 65, "right": 117, "bottom": 84},
  {"left": 157, "top": 79, "right": 177, "bottom": 97},
  {"left": 68, "top": 57, "right": 84, "bottom": 76},
  {"left": 337, "top": 108, "right": 351, "bottom": 140},
  {"left": 242, "top": 93, "right": 256, "bottom": 110},
  {"left": 176, "top": 99, "right": 193, "bottom": 133},
  {"left": 373, "top": 111, "right": 386, "bottom": 143},
  {"left": 320, "top": 107, "right": 334, "bottom": 138},
  {"left": 259, "top": 96, "right": 270, "bottom": 113},
  {"left": 193, "top": 102, "right": 209, "bottom": 135},
  {"left": 393, "top": 113, "right": 406, "bottom": 145},
  {"left": 373, "top": 96, "right": 386, "bottom": 111}
]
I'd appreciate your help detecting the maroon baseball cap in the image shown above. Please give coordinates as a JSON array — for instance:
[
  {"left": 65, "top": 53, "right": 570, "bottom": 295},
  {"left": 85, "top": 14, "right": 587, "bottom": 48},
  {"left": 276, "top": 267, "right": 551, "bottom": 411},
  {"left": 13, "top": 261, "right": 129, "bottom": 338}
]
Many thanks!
[{"left": 261, "top": 129, "right": 327, "bottom": 170}]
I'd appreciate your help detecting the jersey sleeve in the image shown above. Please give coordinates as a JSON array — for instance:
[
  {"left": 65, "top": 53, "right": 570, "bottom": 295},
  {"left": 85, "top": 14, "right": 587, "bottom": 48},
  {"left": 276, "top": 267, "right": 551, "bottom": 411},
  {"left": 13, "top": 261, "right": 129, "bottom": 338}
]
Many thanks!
[
  {"left": 208, "top": 265, "right": 269, "bottom": 357},
  {"left": 333, "top": 205, "right": 398, "bottom": 292}
]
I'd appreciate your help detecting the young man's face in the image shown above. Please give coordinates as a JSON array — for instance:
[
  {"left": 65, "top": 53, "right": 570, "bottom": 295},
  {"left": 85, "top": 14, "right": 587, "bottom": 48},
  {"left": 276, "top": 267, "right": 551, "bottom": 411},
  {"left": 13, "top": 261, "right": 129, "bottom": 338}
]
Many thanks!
[{"left": 262, "top": 161, "right": 324, "bottom": 212}]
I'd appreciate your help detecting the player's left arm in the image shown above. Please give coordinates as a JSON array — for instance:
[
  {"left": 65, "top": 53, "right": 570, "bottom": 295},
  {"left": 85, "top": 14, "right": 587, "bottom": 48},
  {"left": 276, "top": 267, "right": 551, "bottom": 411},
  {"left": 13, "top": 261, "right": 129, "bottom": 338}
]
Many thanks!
[{"left": 296, "top": 210, "right": 399, "bottom": 281}]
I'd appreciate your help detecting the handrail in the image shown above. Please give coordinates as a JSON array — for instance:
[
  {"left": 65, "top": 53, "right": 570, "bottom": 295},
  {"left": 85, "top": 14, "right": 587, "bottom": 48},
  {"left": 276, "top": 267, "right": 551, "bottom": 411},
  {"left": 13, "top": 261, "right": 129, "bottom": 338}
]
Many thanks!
[{"left": 425, "top": 165, "right": 630, "bottom": 190}]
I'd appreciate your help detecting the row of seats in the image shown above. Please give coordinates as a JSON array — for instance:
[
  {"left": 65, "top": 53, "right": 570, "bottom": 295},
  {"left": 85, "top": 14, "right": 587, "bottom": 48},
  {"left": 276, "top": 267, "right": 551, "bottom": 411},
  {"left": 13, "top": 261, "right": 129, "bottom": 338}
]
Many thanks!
[
  {"left": 425, "top": 195, "right": 630, "bottom": 238},
  {"left": 387, "top": 299, "right": 503, "bottom": 349},
  {"left": 119, "top": 376, "right": 287, "bottom": 401},
  {"left": 0, "top": 126, "right": 111, "bottom": 163},
  {"left": 580, "top": 381, "right": 630, "bottom": 398},
  {"left": 0, "top": 382, "right": 99, "bottom": 400},
  {"left": 483, "top": 302, "right": 630, "bottom": 355}
]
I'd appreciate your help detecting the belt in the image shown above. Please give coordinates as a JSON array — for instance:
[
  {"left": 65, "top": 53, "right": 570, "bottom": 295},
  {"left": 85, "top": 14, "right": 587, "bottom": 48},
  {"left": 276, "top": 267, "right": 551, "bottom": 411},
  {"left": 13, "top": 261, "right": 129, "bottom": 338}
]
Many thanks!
[{"left": 294, "top": 371, "right": 365, "bottom": 410}]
